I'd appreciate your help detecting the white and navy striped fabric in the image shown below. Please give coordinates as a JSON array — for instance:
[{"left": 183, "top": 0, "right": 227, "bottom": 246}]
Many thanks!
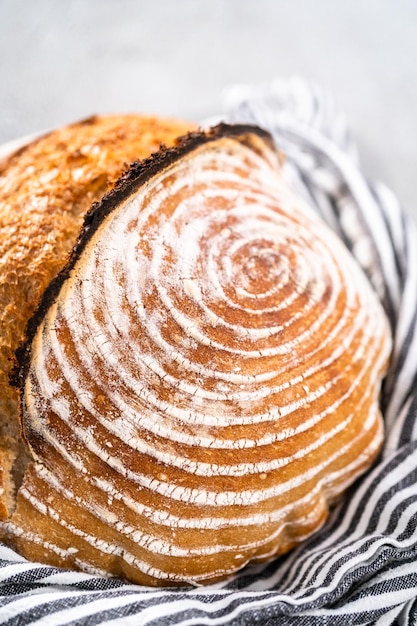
[{"left": 1, "top": 77, "right": 417, "bottom": 625}]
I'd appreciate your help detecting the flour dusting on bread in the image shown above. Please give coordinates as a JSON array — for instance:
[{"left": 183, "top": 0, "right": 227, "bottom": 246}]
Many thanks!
[{"left": 0, "top": 124, "right": 391, "bottom": 586}]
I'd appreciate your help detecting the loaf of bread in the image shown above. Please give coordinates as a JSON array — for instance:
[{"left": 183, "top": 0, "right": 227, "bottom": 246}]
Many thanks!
[
  {"left": 0, "top": 122, "right": 391, "bottom": 586},
  {"left": 0, "top": 114, "right": 194, "bottom": 518}
]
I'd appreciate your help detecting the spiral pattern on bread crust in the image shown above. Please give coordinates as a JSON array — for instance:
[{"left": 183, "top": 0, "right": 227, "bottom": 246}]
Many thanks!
[{"left": 4, "top": 125, "right": 391, "bottom": 586}]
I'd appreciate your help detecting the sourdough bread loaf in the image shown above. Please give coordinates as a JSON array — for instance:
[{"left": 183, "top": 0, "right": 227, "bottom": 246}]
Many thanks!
[{"left": 1, "top": 123, "right": 391, "bottom": 586}]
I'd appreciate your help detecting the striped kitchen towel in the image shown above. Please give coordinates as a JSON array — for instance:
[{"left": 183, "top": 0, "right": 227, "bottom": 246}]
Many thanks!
[{"left": 0, "top": 77, "right": 416, "bottom": 625}]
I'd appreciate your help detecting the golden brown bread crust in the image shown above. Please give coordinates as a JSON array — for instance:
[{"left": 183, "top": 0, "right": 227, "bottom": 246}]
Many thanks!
[
  {"left": 1, "top": 125, "right": 392, "bottom": 586},
  {"left": 0, "top": 114, "right": 195, "bottom": 515}
]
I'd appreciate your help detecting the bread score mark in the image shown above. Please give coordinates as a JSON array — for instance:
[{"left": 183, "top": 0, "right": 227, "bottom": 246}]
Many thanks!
[{"left": 6, "top": 124, "right": 391, "bottom": 586}]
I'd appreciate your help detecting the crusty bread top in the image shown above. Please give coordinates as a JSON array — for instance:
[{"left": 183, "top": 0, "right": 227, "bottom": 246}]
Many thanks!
[{"left": 0, "top": 114, "right": 194, "bottom": 515}]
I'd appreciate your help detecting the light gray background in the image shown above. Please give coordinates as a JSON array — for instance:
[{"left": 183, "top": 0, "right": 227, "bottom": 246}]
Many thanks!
[{"left": 1, "top": 0, "right": 417, "bottom": 217}]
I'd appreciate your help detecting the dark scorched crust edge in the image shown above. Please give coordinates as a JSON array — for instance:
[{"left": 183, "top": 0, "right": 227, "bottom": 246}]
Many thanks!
[{"left": 11, "top": 122, "right": 274, "bottom": 394}]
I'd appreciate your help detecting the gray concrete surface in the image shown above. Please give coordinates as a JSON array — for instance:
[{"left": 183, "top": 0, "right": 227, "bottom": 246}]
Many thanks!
[{"left": 1, "top": 0, "right": 417, "bottom": 217}]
